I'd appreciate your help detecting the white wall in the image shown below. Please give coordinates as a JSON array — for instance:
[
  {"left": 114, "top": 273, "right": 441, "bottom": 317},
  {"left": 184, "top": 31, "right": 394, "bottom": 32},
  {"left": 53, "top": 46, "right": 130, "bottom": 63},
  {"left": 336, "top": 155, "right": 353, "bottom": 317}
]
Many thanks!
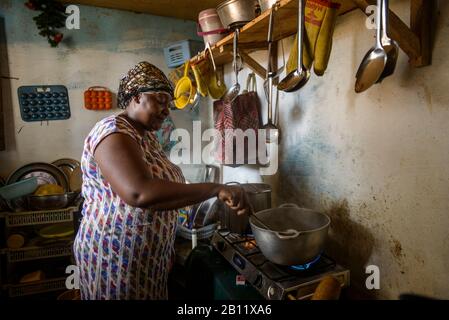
[
  {"left": 0, "top": 1, "right": 203, "bottom": 178},
  {"left": 219, "top": 0, "right": 449, "bottom": 299}
]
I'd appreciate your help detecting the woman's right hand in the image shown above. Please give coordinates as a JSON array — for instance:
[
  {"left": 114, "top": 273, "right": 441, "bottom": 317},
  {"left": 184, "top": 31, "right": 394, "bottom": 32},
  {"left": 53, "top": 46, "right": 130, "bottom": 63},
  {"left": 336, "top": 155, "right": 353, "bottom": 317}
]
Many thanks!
[{"left": 217, "top": 185, "right": 252, "bottom": 216}]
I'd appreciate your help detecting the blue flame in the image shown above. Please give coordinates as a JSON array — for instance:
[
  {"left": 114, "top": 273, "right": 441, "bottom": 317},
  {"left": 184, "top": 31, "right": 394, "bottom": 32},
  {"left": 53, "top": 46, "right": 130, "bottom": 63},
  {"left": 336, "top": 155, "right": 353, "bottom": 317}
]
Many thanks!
[{"left": 290, "top": 255, "right": 322, "bottom": 271}]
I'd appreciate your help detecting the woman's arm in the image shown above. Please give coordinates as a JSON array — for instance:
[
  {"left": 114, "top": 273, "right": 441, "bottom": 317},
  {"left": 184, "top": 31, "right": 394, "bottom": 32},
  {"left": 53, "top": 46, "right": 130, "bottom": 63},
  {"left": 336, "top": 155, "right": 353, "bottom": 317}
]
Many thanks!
[{"left": 94, "top": 133, "right": 250, "bottom": 214}]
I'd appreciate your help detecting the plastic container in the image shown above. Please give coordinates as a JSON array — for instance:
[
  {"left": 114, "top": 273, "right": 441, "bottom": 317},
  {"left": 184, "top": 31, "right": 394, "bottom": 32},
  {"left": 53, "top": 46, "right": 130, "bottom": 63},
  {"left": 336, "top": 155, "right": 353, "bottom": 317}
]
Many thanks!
[
  {"left": 84, "top": 87, "right": 112, "bottom": 110},
  {"left": 198, "top": 9, "right": 228, "bottom": 46},
  {"left": 0, "top": 177, "right": 38, "bottom": 200},
  {"left": 163, "top": 40, "right": 204, "bottom": 68},
  {"left": 18, "top": 86, "right": 71, "bottom": 122}
]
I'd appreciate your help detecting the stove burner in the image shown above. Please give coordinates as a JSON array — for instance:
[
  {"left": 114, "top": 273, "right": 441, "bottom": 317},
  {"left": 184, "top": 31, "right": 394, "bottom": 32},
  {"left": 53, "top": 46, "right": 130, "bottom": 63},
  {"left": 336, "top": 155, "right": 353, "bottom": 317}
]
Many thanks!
[
  {"left": 211, "top": 230, "right": 350, "bottom": 300},
  {"left": 289, "top": 254, "right": 322, "bottom": 271}
]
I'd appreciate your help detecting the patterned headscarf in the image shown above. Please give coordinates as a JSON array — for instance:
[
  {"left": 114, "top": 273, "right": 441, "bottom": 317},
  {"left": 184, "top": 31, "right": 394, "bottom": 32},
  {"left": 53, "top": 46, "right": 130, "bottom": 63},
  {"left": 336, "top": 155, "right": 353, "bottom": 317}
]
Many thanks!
[{"left": 117, "top": 61, "right": 174, "bottom": 109}]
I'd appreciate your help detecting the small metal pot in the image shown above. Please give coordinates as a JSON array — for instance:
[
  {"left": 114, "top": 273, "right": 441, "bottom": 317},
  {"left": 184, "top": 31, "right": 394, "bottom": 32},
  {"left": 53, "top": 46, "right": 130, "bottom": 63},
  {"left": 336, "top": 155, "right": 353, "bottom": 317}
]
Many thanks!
[
  {"left": 217, "top": 0, "right": 256, "bottom": 29},
  {"left": 249, "top": 203, "right": 330, "bottom": 266},
  {"left": 217, "top": 182, "right": 271, "bottom": 234}
]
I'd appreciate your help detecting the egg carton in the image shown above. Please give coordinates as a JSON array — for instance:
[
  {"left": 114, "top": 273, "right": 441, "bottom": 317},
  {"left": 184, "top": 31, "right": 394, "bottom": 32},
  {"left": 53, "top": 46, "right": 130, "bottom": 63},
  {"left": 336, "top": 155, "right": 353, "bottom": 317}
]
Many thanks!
[
  {"left": 17, "top": 85, "right": 71, "bottom": 122},
  {"left": 84, "top": 86, "right": 113, "bottom": 110}
]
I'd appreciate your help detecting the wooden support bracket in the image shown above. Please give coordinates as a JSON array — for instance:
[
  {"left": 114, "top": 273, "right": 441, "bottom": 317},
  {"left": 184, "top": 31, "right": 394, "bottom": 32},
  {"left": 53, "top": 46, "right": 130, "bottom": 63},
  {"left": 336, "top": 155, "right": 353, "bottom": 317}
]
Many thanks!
[
  {"left": 240, "top": 51, "right": 267, "bottom": 79},
  {"left": 239, "top": 42, "right": 278, "bottom": 81},
  {"left": 352, "top": 0, "right": 436, "bottom": 67},
  {"left": 410, "top": 0, "right": 435, "bottom": 67}
]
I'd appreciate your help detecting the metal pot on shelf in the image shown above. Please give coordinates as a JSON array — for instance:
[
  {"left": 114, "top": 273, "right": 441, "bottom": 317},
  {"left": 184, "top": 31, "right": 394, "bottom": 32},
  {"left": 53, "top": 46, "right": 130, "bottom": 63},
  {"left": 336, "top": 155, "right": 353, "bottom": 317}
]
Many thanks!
[{"left": 216, "top": 0, "right": 256, "bottom": 29}]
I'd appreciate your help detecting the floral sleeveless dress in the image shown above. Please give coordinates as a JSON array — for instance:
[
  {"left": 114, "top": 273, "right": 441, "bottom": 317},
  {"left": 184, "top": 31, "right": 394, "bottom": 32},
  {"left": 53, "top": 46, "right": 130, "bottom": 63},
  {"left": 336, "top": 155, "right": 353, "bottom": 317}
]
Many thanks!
[{"left": 73, "top": 114, "right": 185, "bottom": 300}]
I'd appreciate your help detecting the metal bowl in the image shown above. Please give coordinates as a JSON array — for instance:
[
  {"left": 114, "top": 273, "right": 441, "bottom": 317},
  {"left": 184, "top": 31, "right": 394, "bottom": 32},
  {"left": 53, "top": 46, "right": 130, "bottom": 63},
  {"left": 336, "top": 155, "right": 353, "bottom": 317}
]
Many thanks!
[{"left": 27, "top": 193, "right": 69, "bottom": 211}]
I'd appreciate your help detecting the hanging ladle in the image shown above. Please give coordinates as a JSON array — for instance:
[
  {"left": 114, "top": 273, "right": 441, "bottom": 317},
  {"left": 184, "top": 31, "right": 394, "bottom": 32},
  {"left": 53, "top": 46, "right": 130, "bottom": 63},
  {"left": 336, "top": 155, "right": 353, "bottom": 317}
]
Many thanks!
[
  {"left": 222, "top": 28, "right": 241, "bottom": 103},
  {"left": 261, "top": 3, "right": 279, "bottom": 143},
  {"left": 277, "top": 0, "right": 310, "bottom": 92},
  {"left": 354, "top": 0, "right": 387, "bottom": 93},
  {"left": 376, "top": 0, "right": 398, "bottom": 83},
  {"left": 264, "top": 38, "right": 286, "bottom": 100}
]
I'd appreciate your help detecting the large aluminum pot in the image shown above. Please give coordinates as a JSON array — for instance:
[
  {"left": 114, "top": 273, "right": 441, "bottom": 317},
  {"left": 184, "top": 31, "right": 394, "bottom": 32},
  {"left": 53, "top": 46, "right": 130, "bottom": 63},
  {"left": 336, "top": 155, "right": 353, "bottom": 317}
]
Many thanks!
[
  {"left": 217, "top": 0, "right": 256, "bottom": 29},
  {"left": 249, "top": 203, "right": 330, "bottom": 266}
]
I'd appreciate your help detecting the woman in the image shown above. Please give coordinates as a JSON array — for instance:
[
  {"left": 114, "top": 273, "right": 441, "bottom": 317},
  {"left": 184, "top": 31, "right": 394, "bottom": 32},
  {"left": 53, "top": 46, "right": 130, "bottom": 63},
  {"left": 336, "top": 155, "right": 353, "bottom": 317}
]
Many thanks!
[{"left": 73, "top": 61, "right": 250, "bottom": 300}]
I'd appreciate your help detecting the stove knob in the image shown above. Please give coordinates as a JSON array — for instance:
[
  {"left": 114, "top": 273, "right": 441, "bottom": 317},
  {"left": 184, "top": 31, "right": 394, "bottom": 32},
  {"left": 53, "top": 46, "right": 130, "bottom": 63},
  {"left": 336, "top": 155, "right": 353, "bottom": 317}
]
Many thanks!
[
  {"left": 216, "top": 240, "right": 226, "bottom": 252},
  {"left": 267, "top": 286, "right": 277, "bottom": 300},
  {"left": 253, "top": 274, "right": 263, "bottom": 289}
]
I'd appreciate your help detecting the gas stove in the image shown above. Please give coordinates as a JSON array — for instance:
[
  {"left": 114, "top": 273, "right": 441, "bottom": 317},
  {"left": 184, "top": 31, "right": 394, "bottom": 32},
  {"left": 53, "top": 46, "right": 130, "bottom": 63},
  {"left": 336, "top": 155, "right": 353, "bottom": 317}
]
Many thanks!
[{"left": 211, "top": 229, "right": 350, "bottom": 300}]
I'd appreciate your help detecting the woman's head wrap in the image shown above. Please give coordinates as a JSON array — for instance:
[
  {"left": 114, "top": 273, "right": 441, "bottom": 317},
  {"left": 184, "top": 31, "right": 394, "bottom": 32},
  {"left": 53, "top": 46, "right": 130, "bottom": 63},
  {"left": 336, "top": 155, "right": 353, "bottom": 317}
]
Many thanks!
[{"left": 117, "top": 61, "right": 174, "bottom": 109}]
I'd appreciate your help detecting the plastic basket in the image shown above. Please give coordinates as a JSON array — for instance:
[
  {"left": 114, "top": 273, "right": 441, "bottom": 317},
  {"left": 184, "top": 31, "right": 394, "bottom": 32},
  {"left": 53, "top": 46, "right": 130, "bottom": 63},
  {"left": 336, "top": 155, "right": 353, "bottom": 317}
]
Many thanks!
[
  {"left": 6, "top": 242, "right": 74, "bottom": 263},
  {"left": 4, "top": 206, "right": 76, "bottom": 227},
  {"left": 176, "top": 223, "right": 217, "bottom": 240},
  {"left": 7, "top": 277, "right": 67, "bottom": 297},
  {"left": 163, "top": 40, "right": 204, "bottom": 68}
]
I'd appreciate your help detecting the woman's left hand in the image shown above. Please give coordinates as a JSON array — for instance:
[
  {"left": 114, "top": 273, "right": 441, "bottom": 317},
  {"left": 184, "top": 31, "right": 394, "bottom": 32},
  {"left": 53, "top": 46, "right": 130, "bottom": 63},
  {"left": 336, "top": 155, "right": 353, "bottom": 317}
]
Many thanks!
[{"left": 217, "top": 185, "right": 252, "bottom": 216}]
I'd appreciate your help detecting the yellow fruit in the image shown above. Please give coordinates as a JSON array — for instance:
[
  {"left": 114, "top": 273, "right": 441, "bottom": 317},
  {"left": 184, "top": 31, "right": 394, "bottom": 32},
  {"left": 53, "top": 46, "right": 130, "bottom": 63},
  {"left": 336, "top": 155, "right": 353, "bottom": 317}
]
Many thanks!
[{"left": 34, "top": 184, "right": 64, "bottom": 196}]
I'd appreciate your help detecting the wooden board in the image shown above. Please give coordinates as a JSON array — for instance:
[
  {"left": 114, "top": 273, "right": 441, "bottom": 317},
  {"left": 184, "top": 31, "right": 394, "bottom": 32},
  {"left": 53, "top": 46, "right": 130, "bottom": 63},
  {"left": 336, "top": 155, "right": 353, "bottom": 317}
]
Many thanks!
[
  {"left": 60, "top": 0, "right": 224, "bottom": 21},
  {"left": 410, "top": 0, "right": 436, "bottom": 67}
]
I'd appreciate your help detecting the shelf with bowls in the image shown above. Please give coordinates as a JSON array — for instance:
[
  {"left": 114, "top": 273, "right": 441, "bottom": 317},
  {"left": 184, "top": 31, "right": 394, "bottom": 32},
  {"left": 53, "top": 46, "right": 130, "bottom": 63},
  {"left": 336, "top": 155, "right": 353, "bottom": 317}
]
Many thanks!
[{"left": 0, "top": 208, "right": 77, "bottom": 298}]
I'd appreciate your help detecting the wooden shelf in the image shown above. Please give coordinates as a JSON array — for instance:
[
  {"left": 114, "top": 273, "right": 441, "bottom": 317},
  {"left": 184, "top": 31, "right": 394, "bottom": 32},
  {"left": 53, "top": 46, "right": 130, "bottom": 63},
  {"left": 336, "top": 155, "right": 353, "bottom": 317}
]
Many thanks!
[
  {"left": 192, "top": 0, "right": 357, "bottom": 72},
  {"left": 192, "top": 0, "right": 435, "bottom": 77}
]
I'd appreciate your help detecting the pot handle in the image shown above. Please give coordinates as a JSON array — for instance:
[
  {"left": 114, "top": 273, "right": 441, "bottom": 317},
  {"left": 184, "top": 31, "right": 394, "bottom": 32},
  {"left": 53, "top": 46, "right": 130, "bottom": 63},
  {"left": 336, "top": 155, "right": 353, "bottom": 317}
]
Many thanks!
[
  {"left": 183, "top": 61, "right": 190, "bottom": 77},
  {"left": 225, "top": 181, "right": 241, "bottom": 186},
  {"left": 275, "top": 229, "right": 302, "bottom": 240},
  {"left": 279, "top": 203, "right": 299, "bottom": 208}
]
